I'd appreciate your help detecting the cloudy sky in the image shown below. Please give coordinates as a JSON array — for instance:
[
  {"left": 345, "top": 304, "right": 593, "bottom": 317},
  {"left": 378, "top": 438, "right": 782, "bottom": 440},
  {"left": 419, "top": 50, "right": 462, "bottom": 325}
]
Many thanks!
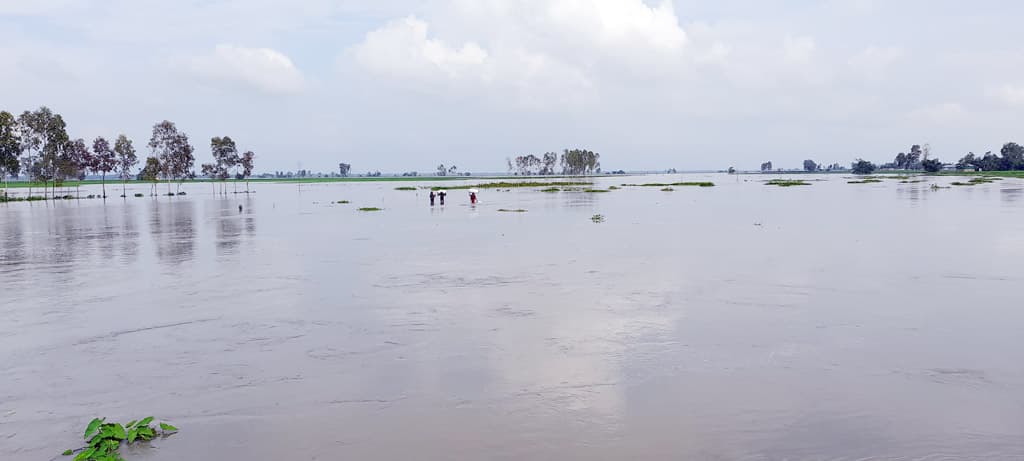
[{"left": 2, "top": 0, "right": 1023, "bottom": 173}]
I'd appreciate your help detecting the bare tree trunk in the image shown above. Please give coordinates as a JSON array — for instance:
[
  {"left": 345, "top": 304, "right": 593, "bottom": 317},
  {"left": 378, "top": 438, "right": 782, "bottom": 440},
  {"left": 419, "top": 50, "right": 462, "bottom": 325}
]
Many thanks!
[
  {"left": 101, "top": 173, "right": 106, "bottom": 199},
  {"left": 246, "top": 178, "right": 250, "bottom": 193},
  {"left": 122, "top": 177, "right": 126, "bottom": 199}
]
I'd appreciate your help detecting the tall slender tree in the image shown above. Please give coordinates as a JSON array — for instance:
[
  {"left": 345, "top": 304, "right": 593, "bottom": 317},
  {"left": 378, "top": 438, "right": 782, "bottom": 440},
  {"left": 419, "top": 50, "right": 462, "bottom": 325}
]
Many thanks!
[
  {"left": 91, "top": 136, "right": 116, "bottom": 198},
  {"left": 240, "top": 150, "right": 254, "bottom": 193},
  {"left": 62, "top": 138, "right": 90, "bottom": 198},
  {"left": 113, "top": 134, "right": 137, "bottom": 198},
  {"left": 140, "top": 156, "right": 161, "bottom": 196},
  {"left": 0, "top": 111, "right": 21, "bottom": 198},
  {"left": 210, "top": 136, "right": 239, "bottom": 194},
  {"left": 148, "top": 121, "right": 194, "bottom": 195}
]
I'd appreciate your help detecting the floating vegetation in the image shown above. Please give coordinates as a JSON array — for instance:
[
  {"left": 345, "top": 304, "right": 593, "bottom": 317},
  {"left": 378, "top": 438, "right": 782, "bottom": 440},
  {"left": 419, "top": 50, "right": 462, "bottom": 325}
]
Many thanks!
[
  {"left": 358, "top": 207, "right": 382, "bottom": 212},
  {"left": 608, "top": 186, "right": 621, "bottom": 190},
  {"left": 335, "top": 200, "right": 350, "bottom": 204},
  {"left": 62, "top": 416, "right": 178, "bottom": 461},
  {"left": 848, "top": 179, "right": 883, "bottom": 184},
  {"left": 931, "top": 184, "right": 951, "bottom": 190},
  {"left": 540, "top": 187, "right": 560, "bottom": 193},
  {"left": 765, "top": 179, "right": 811, "bottom": 187},
  {"left": 177, "top": 191, "right": 186, "bottom": 195},
  {"left": 952, "top": 177, "right": 998, "bottom": 186},
  {"left": 134, "top": 193, "right": 144, "bottom": 197},
  {"left": 432, "top": 181, "right": 590, "bottom": 191},
  {"left": 394, "top": 186, "right": 417, "bottom": 191},
  {"left": 497, "top": 208, "right": 527, "bottom": 212},
  {"left": 660, "top": 187, "right": 675, "bottom": 191},
  {"left": 900, "top": 180, "right": 926, "bottom": 184},
  {"left": 591, "top": 214, "right": 605, "bottom": 223},
  {"left": 583, "top": 188, "right": 610, "bottom": 193},
  {"left": 165, "top": 192, "right": 175, "bottom": 196},
  {"left": 622, "top": 182, "right": 715, "bottom": 187}
]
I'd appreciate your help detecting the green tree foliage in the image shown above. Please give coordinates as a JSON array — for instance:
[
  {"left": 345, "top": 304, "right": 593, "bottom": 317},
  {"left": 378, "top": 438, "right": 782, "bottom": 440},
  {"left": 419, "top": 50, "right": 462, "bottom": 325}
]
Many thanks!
[
  {"left": 0, "top": 111, "right": 21, "bottom": 196},
  {"left": 338, "top": 163, "right": 351, "bottom": 177},
  {"left": 921, "top": 158, "right": 943, "bottom": 173},
  {"left": 148, "top": 121, "right": 195, "bottom": 194},
  {"left": 760, "top": 161, "right": 772, "bottom": 172},
  {"left": 91, "top": 136, "right": 117, "bottom": 198},
  {"left": 851, "top": 159, "right": 877, "bottom": 175},
  {"left": 140, "top": 156, "right": 161, "bottom": 195},
  {"left": 113, "top": 135, "right": 137, "bottom": 198},
  {"left": 803, "top": 159, "right": 818, "bottom": 172},
  {"left": 240, "top": 150, "right": 254, "bottom": 192},
  {"left": 18, "top": 107, "right": 69, "bottom": 198},
  {"left": 560, "top": 149, "right": 600, "bottom": 175},
  {"left": 956, "top": 143, "right": 1024, "bottom": 171},
  {"left": 210, "top": 136, "right": 238, "bottom": 194}
]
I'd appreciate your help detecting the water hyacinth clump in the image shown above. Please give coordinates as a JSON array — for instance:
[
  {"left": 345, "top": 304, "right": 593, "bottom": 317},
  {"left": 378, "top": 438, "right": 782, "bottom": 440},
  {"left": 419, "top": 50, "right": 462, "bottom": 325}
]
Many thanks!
[{"left": 358, "top": 207, "right": 382, "bottom": 212}]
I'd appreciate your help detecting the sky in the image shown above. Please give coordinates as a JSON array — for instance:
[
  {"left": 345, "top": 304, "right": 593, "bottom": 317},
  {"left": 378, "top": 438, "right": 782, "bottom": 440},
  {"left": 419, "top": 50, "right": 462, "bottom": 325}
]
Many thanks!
[{"left": 2, "top": 0, "right": 1023, "bottom": 174}]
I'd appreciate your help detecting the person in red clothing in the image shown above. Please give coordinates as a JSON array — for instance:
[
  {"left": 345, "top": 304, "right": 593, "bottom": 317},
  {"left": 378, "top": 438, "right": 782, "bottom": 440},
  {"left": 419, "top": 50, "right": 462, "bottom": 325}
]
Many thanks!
[{"left": 469, "top": 191, "right": 477, "bottom": 204}]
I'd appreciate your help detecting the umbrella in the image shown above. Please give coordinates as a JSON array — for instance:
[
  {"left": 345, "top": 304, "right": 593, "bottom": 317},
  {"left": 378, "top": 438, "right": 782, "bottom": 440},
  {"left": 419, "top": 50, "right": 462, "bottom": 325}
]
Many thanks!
[{"left": 468, "top": 189, "right": 479, "bottom": 194}]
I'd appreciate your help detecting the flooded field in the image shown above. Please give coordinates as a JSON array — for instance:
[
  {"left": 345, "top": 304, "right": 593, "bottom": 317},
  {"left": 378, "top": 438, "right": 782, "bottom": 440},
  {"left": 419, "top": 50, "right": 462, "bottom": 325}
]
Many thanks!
[{"left": 3, "top": 174, "right": 1024, "bottom": 460}]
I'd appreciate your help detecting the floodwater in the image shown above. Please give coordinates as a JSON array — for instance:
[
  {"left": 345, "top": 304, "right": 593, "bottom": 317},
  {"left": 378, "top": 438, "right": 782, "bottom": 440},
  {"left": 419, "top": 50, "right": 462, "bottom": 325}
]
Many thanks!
[{"left": 3, "top": 174, "right": 1024, "bottom": 460}]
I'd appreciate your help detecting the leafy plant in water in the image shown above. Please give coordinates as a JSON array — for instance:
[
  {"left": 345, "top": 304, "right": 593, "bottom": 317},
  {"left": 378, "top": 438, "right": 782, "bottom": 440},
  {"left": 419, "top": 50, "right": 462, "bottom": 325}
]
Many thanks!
[
  {"left": 63, "top": 417, "right": 178, "bottom": 460},
  {"left": 660, "top": 187, "right": 674, "bottom": 191},
  {"left": 358, "top": 207, "right": 382, "bottom": 212},
  {"left": 540, "top": 187, "right": 560, "bottom": 192},
  {"left": 336, "top": 200, "right": 350, "bottom": 204},
  {"left": 583, "top": 188, "right": 610, "bottom": 193},
  {"left": 133, "top": 193, "right": 144, "bottom": 197},
  {"left": 394, "top": 186, "right": 417, "bottom": 191},
  {"left": 497, "top": 208, "right": 527, "bottom": 212},
  {"left": 847, "top": 179, "right": 883, "bottom": 184},
  {"left": 591, "top": 214, "right": 605, "bottom": 223}
]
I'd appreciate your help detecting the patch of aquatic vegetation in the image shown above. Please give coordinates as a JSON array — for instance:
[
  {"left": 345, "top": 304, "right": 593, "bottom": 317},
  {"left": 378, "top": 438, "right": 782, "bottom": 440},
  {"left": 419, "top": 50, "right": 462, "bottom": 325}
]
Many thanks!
[
  {"left": 765, "top": 179, "right": 811, "bottom": 187},
  {"left": 930, "top": 184, "right": 951, "bottom": 190},
  {"left": 583, "top": 188, "right": 610, "bottom": 193},
  {"left": 394, "top": 186, "right": 417, "bottom": 191},
  {"left": 432, "top": 181, "right": 590, "bottom": 191},
  {"left": 62, "top": 417, "right": 178, "bottom": 461},
  {"left": 134, "top": 193, "right": 144, "bottom": 197},
  {"left": 608, "top": 185, "right": 621, "bottom": 190},
  {"left": 848, "top": 179, "right": 883, "bottom": 184},
  {"left": 591, "top": 214, "right": 605, "bottom": 223},
  {"left": 623, "top": 182, "right": 715, "bottom": 187},
  {"left": 335, "top": 200, "right": 350, "bottom": 204},
  {"left": 540, "top": 187, "right": 560, "bottom": 192},
  {"left": 358, "top": 207, "right": 382, "bottom": 212},
  {"left": 661, "top": 187, "right": 674, "bottom": 191},
  {"left": 900, "top": 180, "right": 926, "bottom": 184},
  {"left": 952, "top": 177, "right": 999, "bottom": 186},
  {"left": 497, "top": 208, "right": 527, "bottom": 212}
]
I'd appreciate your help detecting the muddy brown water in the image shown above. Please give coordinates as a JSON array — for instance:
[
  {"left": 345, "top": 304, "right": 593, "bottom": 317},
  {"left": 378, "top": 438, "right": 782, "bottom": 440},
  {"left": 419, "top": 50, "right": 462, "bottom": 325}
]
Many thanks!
[{"left": 2, "top": 174, "right": 1024, "bottom": 460}]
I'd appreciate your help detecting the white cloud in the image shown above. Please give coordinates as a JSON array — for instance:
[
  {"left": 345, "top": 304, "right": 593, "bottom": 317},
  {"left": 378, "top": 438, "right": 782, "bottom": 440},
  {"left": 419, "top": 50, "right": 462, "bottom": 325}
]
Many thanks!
[
  {"left": 184, "top": 44, "right": 305, "bottom": 95},
  {"left": 848, "top": 46, "right": 904, "bottom": 82},
  {"left": 991, "top": 84, "right": 1024, "bottom": 107},
  {"left": 352, "top": 16, "right": 488, "bottom": 82},
  {"left": 910, "top": 102, "right": 967, "bottom": 124},
  {"left": 783, "top": 35, "right": 816, "bottom": 63}
]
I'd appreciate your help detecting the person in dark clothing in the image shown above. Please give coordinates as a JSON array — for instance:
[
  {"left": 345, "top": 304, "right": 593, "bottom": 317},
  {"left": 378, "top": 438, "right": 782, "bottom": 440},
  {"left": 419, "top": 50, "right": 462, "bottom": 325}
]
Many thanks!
[
  {"left": 439, "top": 191, "right": 446, "bottom": 205},
  {"left": 469, "top": 192, "right": 477, "bottom": 204},
  {"left": 429, "top": 190, "right": 436, "bottom": 206}
]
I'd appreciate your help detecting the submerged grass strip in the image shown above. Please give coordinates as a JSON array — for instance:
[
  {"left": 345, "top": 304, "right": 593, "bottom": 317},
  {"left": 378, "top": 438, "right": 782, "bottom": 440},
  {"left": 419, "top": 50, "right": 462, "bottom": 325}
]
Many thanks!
[
  {"left": 765, "top": 179, "right": 811, "bottom": 187},
  {"left": 394, "top": 186, "right": 417, "bottom": 191},
  {"left": 622, "top": 182, "right": 715, "bottom": 187},
  {"left": 430, "top": 181, "right": 591, "bottom": 191},
  {"left": 848, "top": 179, "right": 883, "bottom": 184},
  {"left": 357, "top": 207, "right": 382, "bottom": 211},
  {"left": 497, "top": 208, "right": 527, "bottom": 212}
]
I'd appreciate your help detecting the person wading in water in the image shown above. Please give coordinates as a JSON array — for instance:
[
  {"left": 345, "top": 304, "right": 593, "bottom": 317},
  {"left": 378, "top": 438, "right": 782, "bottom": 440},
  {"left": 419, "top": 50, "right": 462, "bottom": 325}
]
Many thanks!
[{"left": 429, "top": 190, "right": 436, "bottom": 206}]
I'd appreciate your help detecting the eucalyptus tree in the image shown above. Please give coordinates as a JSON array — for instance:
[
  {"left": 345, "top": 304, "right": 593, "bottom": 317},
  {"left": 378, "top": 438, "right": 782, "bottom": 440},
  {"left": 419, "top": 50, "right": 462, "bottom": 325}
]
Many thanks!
[
  {"left": 141, "top": 156, "right": 161, "bottom": 196},
  {"left": 148, "top": 120, "right": 194, "bottom": 194},
  {"left": 240, "top": 150, "right": 254, "bottom": 193},
  {"left": 210, "top": 136, "right": 239, "bottom": 194},
  {"left": 63, "top": 138, "right": 90, "bottom": 197},
  {"left": 114, "top": 134, "right": 137, "bottom": 198},
  {"left": 0, "top": 111, "right": 21, "bottom": 198},
  {"left": 91, "top": 136, "right": 117, "bottom": 198}
]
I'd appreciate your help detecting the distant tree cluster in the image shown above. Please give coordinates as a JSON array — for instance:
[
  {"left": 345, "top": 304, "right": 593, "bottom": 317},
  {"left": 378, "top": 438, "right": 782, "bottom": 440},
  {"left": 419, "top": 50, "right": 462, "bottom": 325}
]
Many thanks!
[
  {"left": 0, "top": 106, "right": 257, "bottom": 200},
  {"left": 956, "top": 143, "right": 1024, "bottom": 171},
  {"left": 510, "top": 149, "right": 600, "bottom": 176},
  {"left": 760, "top": 161, "right": 773, "bottom": 172}
]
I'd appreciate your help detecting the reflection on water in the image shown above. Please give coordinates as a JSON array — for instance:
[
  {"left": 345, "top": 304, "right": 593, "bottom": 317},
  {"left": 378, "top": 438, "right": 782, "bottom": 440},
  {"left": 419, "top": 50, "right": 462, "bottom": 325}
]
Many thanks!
[{"left": 2, "top": 175, "right": 1024, "bottom": 460}]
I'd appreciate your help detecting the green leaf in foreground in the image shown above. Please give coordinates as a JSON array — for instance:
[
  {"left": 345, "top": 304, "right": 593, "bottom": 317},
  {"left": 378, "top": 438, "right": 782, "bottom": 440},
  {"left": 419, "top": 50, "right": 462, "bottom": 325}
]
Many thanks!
[
  {"left": 85, "top": 418, "right": 104, "bottom": 440},
  {"left": 137, "top": 417, "right": 154, "bottom": 427},
  {"left": 62, "top": 449, "right": 74, "bottom": 456},
  {"left": 127, "top": 429, "right": 138, "bottom": 444},
  {"left": 159, "top": 423, "right": 178, "bottom": 432},
  {"left": 110, "top": 424, "right": 126, "bottom": 440}
]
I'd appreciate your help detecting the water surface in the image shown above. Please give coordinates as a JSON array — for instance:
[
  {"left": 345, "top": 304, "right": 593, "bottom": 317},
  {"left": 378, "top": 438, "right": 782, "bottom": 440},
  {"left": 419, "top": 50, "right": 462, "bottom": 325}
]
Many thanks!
[{"left": 2, "top": 174, "right": 1024, "bottom": 460}]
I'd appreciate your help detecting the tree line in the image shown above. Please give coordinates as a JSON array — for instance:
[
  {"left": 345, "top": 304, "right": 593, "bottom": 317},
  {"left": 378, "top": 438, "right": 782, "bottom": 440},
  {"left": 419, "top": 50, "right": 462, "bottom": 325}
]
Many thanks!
[
  {"left": 0, "top": 106, "right": 255, "bottom": 200},
  {"left": 762, "top": 141, "right": 1024, "bottom": 176},
  {"left": 507, "top": 149, "right": 601, "bottom": 176}
]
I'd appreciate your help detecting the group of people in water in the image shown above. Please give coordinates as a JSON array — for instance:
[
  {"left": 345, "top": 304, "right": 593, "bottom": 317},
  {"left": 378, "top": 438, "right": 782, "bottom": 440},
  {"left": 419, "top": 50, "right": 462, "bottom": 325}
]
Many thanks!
[{"left": 429, "top": 190, "right": 477, "bottom": 206}]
